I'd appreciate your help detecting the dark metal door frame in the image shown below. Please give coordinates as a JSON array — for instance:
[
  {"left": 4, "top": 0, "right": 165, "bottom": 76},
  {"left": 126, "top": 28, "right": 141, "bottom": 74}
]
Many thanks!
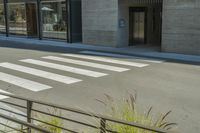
[
  {"left": 3, "top": 0, "right": 8, "bottom": 36},
  {"left": 26, "top": 2, "right": 38, "bottom": 38},
  {"left": 129, "top": 7, "right": 147, "bottom": 46},
  {"left": 66, "top": 0, "right": 72, "bottom": 43},
  {"left": 37, "top": 0, "right": 42, "bottom": 39}
]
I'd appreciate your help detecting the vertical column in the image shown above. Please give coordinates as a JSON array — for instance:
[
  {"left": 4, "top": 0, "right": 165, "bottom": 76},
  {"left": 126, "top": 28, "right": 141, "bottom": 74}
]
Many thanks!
[
  {"left": 70, "top": 0, "right": 82, "bottom": 43},
  {"left": 100, "top": 118, "right": 106, "bottom": 133},
  {"left": 160, "top": 0, "right": 163, "bottom": 45},
  {"left": 3, "top": 0, "right": 8, "bottom": 37},
  {"left": 66, "top": 0, "right": 72, "bottom": 43},
  {"left": 37, "top": 0, "right": 42, "bottom": 40}
]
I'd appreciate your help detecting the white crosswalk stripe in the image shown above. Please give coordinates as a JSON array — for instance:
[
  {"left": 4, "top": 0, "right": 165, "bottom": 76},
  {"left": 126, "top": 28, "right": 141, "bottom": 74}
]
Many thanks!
[
  {"left": 0, "top": 72, "right": 52, "bottom": 91},
  {"left": 61, "top": 53, "right": 149, "bottom": 67},
  {"left": 42, "top": 56, "right": 130, "bottom": 72},
  {"left": 80, "top": 51, "right": 164, "bottom": 63},
  {"left": 0, "top": 89, "right": 12, "bottom": 100},
  {"left": 0, "top": 63, "right": 82, "bottom": 84},
  {"left": 20, "top": 59, "right": 107, "bottom": 77}
]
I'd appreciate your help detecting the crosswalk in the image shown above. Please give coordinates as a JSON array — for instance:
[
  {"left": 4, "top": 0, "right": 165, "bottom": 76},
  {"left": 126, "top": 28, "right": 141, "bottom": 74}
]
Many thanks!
[
  {"left": 0, "top": 51, "right": 163, "bottom": 100},
  {"left": 0, "top": 50, "right": 164, "bottom": 122}
]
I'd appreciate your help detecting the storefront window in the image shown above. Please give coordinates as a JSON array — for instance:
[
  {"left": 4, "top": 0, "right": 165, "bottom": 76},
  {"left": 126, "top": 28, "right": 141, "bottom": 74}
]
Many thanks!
[
  {"left": 0, "top": 0, "right": 69, "bottom": 40},
  {"left": 0, "top": 1, "right": 5, "bottom": 34},
  {"left": 41, "top": 0, "right": 67, "bottom": 40},
  {"left": 8, "top": 3, "right": 27, "bottom": 35}
]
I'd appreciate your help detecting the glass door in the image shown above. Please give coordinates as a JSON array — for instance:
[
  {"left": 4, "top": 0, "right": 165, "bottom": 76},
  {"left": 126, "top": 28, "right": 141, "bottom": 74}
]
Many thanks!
[
  {"left": 41, "top": 0, "right": 67, "bottom": 40},
  {"left": 26, "top": 2, "right": 38, "bottom": 37},
  {"left": 0, "top": 0, "right": 6, "bottom": 34},
  {"left": 129, "top": 7, "right": 147, "bottom": 45},
  {"left": 7, "top": 0, "right": 38, "bottom": 37},
  {"left": 8, "top": 2, "right": 27, "bottom": 36},
  {"left": 133, "top": 11, "right": 145, "bottom": 44}
]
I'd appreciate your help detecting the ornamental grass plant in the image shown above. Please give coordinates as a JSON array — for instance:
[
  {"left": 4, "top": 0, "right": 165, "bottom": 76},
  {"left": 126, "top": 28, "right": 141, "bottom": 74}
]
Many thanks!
[{"left": 96, "top": 93, "right": 177, "bottom": 133}]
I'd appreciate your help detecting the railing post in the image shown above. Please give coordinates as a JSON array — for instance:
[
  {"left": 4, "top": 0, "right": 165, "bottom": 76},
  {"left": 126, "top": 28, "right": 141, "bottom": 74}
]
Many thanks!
[
  {"left": 100, "top": 118, "right": 106, "bottom": 133},
  {"left": 27, "top": 100, "right": 33, "bottom": 133},
  {"left": 21, "top": 125, "right": 23, "bottom": 132}
]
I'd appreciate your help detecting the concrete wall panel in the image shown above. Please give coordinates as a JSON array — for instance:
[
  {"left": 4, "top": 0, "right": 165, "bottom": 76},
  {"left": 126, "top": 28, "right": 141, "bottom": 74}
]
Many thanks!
[
  {"left": 82, "top": 0, "right": 118, "bottom": 47},
  {"left": 162, "top": 0, "right": 200, "bottom": 55}
]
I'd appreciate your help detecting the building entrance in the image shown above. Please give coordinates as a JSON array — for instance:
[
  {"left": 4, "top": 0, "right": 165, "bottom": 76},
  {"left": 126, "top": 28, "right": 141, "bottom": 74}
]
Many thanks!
[
  {"left": 26, "top": 3, "right": 38, "bottom": 37},
  {"left": 129, "top": 7, "right": 147, "bottom": 45},
  {"left": 127, "top": 0, "right": 163, "bottom": 47}
]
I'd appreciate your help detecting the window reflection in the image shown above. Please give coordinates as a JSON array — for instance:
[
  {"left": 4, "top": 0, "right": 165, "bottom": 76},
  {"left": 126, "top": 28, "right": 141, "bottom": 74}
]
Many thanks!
[
  {"left": 0, "top": 2, "right": 5, "bottom": 34},
  {"left": 42, "top": 0, "right": 67, "bottom": 40},
  {"left": 8, "top": 3, "right": 27, "bottom": 35}
]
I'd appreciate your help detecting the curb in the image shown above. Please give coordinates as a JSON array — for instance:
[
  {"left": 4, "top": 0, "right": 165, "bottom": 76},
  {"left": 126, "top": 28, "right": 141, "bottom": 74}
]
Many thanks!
[{"left": 0, "top": 36, "right": 200, "bottom": 64}]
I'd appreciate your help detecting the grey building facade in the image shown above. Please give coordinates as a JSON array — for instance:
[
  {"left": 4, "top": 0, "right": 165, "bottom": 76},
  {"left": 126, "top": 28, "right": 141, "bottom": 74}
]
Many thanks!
[
  {"left": 82, "top": 0, "right": 200, "bottom": 55},
  {"left": 162, "top": 0, "right": 200, "bottom": 55},
  {"left": 0, "top": 0, "right": 199, "bottom": 55}
]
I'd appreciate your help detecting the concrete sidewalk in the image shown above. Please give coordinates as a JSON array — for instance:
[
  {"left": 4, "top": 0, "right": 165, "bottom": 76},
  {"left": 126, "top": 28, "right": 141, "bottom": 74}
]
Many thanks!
[{"left": 0, "top": 36, "right": 200, "bottom": 64}]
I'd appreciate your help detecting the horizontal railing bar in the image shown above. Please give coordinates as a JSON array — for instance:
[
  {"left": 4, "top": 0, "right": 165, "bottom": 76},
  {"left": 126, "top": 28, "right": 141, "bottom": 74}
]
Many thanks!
[
  {"left": 0, "top": 100, "right": 27, "bottom": 109},
  {"left": 0, "top": 92, "right": 174, "bottom": 133},
  {"left": 0, "top": 113, "right": 53, "bottom": 133},
  {"left": 32, "top": 109, "right": 99, "bottom": 129},
  {"left": 0, "top": 107, "right": 27, "bottom": 118},
  {"left": 32, "top": 118, "right": 79, "bottom": 133},
  {"left": 106, "top": 129, "right": 118, "bottom": 133},
  {"left": 33, "top": 119, "right": 117, "bottom": 133},
  {"left": 0, "top": 122, "right": 26, "bottom": 133},
  {"left": 0, "top": 92, "right": 95, "bottom": 116}
]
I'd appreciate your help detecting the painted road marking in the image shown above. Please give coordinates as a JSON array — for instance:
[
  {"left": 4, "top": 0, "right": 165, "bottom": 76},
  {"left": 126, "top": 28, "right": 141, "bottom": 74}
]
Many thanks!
[
  {"left": 80, "top": 51, "right": 164, "bottom": 63},
  {"left": 42, "top": 56, "right": 130, "bottom": 72},
  {"left": 61, "top": 53, "right": 149, "bottom": 67},
  {"left": 0, "top": 89, "right": 12, "bottom": 100},
  {"left": 20, "top": 59, "right": 107, "bottom": 78},
  {"left": 0, "top": 72, "right": 52, "bottom": 92},
  {"left": 0, "top": 63, "right": 82, "bottom": 84}
]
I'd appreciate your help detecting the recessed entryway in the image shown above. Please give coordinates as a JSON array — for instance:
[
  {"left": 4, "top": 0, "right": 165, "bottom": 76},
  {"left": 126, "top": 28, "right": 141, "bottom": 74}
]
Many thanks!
[{"left": 128, "top": 1, "right": 163, "bottom": 47}]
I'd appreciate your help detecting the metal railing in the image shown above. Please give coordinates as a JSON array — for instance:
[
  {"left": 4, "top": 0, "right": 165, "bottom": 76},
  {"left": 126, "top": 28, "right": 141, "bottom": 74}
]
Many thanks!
[
  {"left": 0, "top": 113, "right": 52, "bottom": 133},
  {"left": 0, "top": 92, "right": 176, "bottom": 133}
]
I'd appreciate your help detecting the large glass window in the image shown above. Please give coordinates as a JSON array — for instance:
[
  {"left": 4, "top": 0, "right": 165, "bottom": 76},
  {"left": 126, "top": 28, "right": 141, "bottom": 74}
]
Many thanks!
[
  {"left": 0, "top": 0, "right": 5, "bottom": 34},
  {"left": 0, "top": 0, "right": 69, "bottom": 40},
  {"left": 41, "top": 0, "right": 67, "bottom": 40},
  {"left": 8, "top": 3, "right": 27, "bottom": 35}
]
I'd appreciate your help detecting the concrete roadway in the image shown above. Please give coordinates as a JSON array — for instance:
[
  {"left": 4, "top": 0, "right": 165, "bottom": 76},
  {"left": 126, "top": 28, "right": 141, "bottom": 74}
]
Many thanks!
[{"left": 0, "top": 43, "right": 199, "bottom": 133}]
